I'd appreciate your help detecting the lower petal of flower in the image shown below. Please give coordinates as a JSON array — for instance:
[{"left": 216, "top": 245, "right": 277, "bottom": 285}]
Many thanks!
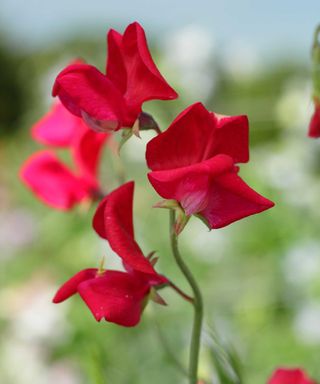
[
  {"left": 77, "top": 270, "right": 150, "bottom": 327},
  {"left": 199, "top": 171, "right": 274, "bottom": 229},
  {"left": 20, "top": 151, "right": 92, "bottom": 210}
]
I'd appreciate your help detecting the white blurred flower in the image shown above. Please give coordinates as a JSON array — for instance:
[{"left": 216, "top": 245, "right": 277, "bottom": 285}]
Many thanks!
[
  {"left": 1, "top": 275, "right": 69, "bottom": 343},
  {"left": 0, "top": 340, "right": 79, "bottom": 384},
  {"left": 0, "top": 341, "right": 48, "bottom": 384},
  {"left": 0, "top": 208, "right": 38, "bottom": 259},
  {"left": 223, "top": 40, "right": 261, "bottom": 81},
  {"left": 0, "top": 275, "right": 77, "bottom": 383},
  {"left": 294, "top": 301, "right": 320, "bottom": 344},
  {"left": 275, "top": 78, "right": 311, "bottom": 131},
  {"left": 261, "top": 141, "right": 320, "bottom": 209},
  {"left": 163, "top": 24, "right": 215, "bottom": 99},
  {"left": 48, "top": 361, "right": 80, "bottom": 384},
  {"left": 182, "top": 218, "right": 231, "bottom": 262},
  {"left": 123, "top": 130, "right": 154, "bottom": 163},
  {"left": 283, "top": 240, "right": 320, "bottom": 286}
]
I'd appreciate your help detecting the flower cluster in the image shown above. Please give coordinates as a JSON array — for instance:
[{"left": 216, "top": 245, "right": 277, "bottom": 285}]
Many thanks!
[{"left": 21, "top": 21, "right": 274, "bottom": 326}]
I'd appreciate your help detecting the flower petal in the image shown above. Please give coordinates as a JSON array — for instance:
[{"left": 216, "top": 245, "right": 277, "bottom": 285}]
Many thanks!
[
  {"left": 148, "top": 155, "right": 235, "bottom": 216},
  {"left": 20, "top": 150, "right": 90, "bottom": 210},
  {"left": 121, "top": 22, "right": 178, "bottom": 107},
  {"left": 106, "top": 29, "right": 127, "bottom": 94},
  {"left": 308, "top": 102, "right": 320, "bottom": 138},
  {"left": 72, "top": 125, "right": 109, "bottom": 184},
  {"left": 92, "top": 182, "right": 157, "bottom": 275},
  {"left": 32, "top": 101, "right": 81, "bottom": 147},
  {"left": 147, "top": 103, "right": 249, "bottom": 171},
  {"left": 78, "top": 270, "right": 149, "bottom": 326},
  {"left": 212, "top": 112, "right": 249, "bottom": 163},
  {"left": 268, "top": 368, "right": 316, "bottom": 384},
  {"left": 199, "top": 171, "right": 275, "bottom": 229},
  {"left": 53, "top": 63, "right": 125, "bottom": 131},
  {"left": 53, "top": 269, "right": 97, "bottom": 303}
]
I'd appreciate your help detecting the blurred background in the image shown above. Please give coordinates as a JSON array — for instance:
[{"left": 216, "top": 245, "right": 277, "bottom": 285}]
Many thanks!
[{"left": 1, "top": 1, "right": 320, "bottom": 383}]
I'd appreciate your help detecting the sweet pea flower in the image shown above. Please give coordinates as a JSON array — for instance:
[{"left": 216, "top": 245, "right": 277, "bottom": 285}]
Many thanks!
[
  {"left": 20, "top": 101, "right": 109, "bottom": 210},
  {"left": 31, "top": 100, "right": 85, "bottom": 147},
  {"left": 146, "top": 102, "right": 274, "bottom": 230},
  {"left": 53, "top": 182, "right": 167, "bottom": 326},
  {"left": 268, "top": 368, "right": 316, "bottom": 384},
  {"left": 52, "top": 22, "right": 178, "bottom": 133},
  {"left": 308, "top": 97, "right": 320, "bottom": 138}
]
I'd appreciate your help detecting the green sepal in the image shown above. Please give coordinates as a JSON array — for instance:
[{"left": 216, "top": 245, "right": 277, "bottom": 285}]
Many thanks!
[{"left": 150, "top": 287, "right": 167, "bottom": 306}]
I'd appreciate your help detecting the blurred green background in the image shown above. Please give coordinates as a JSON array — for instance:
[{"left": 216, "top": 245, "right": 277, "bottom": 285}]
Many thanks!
[{"left": 1, "top": 1, "right": 320, "bottom": 383}]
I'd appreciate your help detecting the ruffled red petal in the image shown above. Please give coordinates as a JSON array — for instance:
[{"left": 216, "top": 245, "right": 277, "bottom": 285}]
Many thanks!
[
  {"left": 53, "top": 268, "right": 97, "bottom": 303},
  {"left": 146, "top": 103, "right": 248, "bottom": 171},
  {"left": 121, "top": 22, "right": 178, "bottom": 107},
  {"left": 148, "top": 155, "right": 234, "bottom": 216},
  {"left": 199, "top": 170, "right": 275, "bottom": 229},
  {"left": 53, "top": 63, "right": 125, "bottom": 131},
  {"left": 148, "top": 154, "right": 274, "bottom": 228},
  {"left": 212, "top": 112, "right": 249, "bottom": 163},
  {"left": 106, "top": 29, "right": 127, "bottom": 94},
  {"left": 20, "top": 151, "right": 91, "bottom": 210},
  {"left": 78, "top": 270, "right": 149, "bottom": 326},
  {"left": 92, "top": 182, "right": 157, "bottom": 275}
]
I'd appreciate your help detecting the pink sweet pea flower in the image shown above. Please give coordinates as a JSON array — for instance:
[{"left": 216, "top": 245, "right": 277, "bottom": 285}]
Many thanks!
[
  {"left": 146, "top": 102, "right": 274, "bottom": 230},
  {"left": 268, "top": 368, "right": 316, "bottom": 384},
  {"left": 52, "top": 22, "right": 178, "bottom": 133},
  {"left": 53, "top": 182, "right": 167, "bottom": 326},
  {"left": 308, "top": 98, "right": 320, "bottom": 138},
  {"left": 20, "top": 103, "right": 109, "bottom": 210},
  {"left": 32, "top": 99, "right": 83, "bottom": 147}
]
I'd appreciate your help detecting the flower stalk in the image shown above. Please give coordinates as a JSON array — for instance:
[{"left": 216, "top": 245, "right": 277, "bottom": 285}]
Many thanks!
[{"left": 169, "top": 210, "right": 203, "bottom": 384}]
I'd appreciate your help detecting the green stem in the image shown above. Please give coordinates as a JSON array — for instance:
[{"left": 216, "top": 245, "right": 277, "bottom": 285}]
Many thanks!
[{"left": 169, "top": 210, "right": 204, "bottom": 384}]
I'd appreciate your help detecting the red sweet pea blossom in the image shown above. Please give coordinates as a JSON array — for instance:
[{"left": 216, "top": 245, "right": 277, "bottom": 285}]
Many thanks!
[
  {"left": 308, "top": 98, "right": 320, "bottom": 138},
  {"left": 20, "top": 102, "right": 109, "bottom": 210},
  {"left": 52, "top": 22, "right": 178, "bottom": 133},
  {"left": 268, "top": 368, "right": 316, "bottom": 384},
  {"left": 146, "top": 102, "right": 274, "bottom": 229},
  {"left": 53, "top": 182, "right": 167, "bottom": 326}
]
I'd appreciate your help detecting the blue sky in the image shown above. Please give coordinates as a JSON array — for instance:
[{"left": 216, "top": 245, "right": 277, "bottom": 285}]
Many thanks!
[{"left": 1, "top": 0, "right": 319, "bottom": 60}]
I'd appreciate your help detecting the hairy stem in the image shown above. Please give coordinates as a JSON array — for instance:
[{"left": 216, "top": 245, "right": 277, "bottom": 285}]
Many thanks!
[{"left": 169, "top": 210, "right": 204, "bottom": 384}]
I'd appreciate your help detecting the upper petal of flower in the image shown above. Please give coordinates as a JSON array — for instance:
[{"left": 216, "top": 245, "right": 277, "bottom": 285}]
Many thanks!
[
  {"left": 106, "top": 29, "right": 127, "bottom": 94},
  {"left": 52, "top": 63, "right": 126, "bottom": 131},
  {"left": 20, "top": 150, "right": 91, "bottom": 210},
  {"left": 92, "top": 181, "right": 157, "bottom": 275},
  {"left": 32, "top": 101, "right": 82, "bottom": 147},
  {"left": 268, "top": 368, "right": 316, "bottom": 384},
  {"left": 121, "top": 22, "right": 178, "bottom": 107},
  {"left": 78, "top": 270, "right": 149, "bottom": 326},
  {"left": 146, "top": 103, "right": 249, "bottom": 171},
  {"left": 53, "top": 268, "right": 97, "bottom": 303},
  {"left": 212, "top": 112, "right": 249, "bottom": 163}
]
